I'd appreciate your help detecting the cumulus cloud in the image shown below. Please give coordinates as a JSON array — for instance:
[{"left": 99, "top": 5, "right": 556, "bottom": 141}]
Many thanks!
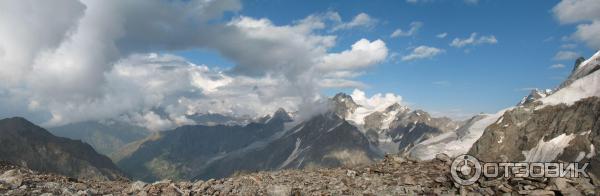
[
  {"left": 350, "top": 89, "right": 403, "bottom": 112},
  {"left": 0, "top": 0, "right": 87, "bottom": 87},
  {"left": 390, "top": 22, "right": 423, "bottom": 38},
  {"left": 553, "top": 0, "right": 600, "bottom": 24},
  {"left": 0, "top": 0, "right": 389, "bottom": 130},
  {"left": 318, "top": 39, "right": 388, "bottom": 70},
  {"left": 402, "top": 46, "right": 445, "bottom": 61},
  {"left": 450, "top": 33, "right": 498, "bottom": 48},
  {"left": 553, "top": 0, "right": 600, "bottom": 49},
  {"left": 553, "top": 50, "right": 580, "bottom": 60},
  {"left": 572, "top": 21, "right": 600, "bottom": 49},
  {"left": 331, "top": 13, "right": 377, "bottom": 31}
]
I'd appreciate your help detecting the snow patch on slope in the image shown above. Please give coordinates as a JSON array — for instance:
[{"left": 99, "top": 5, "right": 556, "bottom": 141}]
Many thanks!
[
  {"left": 380, "top": 109, "right": 400, "bottom": 130},
  {"left": 280, "top": 138, "right": 306, "bottom": 168},
  {"left": 522, "top": 133, "right": 576, "bottom": 162},
  {"left": 539, "top": 70, "right": 600, "bottom": 106},
  {"left": 586, "top": 144, "right": 595, "bottom": 159},
  {"left": 409, "top": 109, "right": 510, "bottom": 160},
  {"left": 539, "top": 51, "right": 600, "bottom": 106}
]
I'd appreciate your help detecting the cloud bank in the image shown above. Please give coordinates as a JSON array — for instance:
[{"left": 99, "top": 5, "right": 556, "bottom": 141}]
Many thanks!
[
  {"left": 0, "top": 0, "right": 390, "bottom": 130},
  {"left": 553, "top": 0, "right": 600, "bottom": 49}
]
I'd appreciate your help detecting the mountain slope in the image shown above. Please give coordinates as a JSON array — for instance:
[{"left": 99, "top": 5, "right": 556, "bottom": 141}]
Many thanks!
[
  {"left": 115, "top": 93, "right": 456, "bottom": 181},
  {"left": 407, "top": 110, "right": 507, "bottom": 160},
  {"left": 49, "top": 121, "right": 150, "bottom": 157},
  {"left": 409, "top": 51, "right": 600, "bottom": 162},
  {"left": 195, "top": 112, "right": 379, "bottom": 180},
  {"left": 468, "top": 50, "right": 600, "bottom": 177},
  {"left": 470, "top": 97, "right": 600, "bottom": 176},
  {"left": 0, "top": 117, "right": 125, "bottom": 180},
  {"left": 116, "top": 110, "right": 292, "bottom": 181}
]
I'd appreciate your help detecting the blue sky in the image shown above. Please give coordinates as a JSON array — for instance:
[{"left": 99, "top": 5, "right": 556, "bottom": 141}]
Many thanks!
[{"left": 175, "top": 0, "right": 596, "bottom": 118}]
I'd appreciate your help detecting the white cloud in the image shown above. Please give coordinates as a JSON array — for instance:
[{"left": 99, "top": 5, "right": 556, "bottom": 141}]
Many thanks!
[
  {"left": 401, "top": 45, "right": 445, "bottom": 61},
  {"left": 320, "top": 79, "right": 368, "bottom": 89},
  {"left": 550, "top": 63, "right": 566, "bottom": 69},
  {"left": 0, "top": 0, "right": 391, "bottom": 129},
  {"left": 350, "top": 89, "right": 403, "bottom": 111},
  {"left": 573, "top": 21, "right": 600, "bottom": 49},
  {"left": 450, "top": 33, "right": 498, "bottom": 48},
  {"left": 390, "top": 22, "right": 423, "bottom": 38},
  {"left": 323, "top": 71, "right": 365, "bottom": 78},
  {"left": 318, "top": 39, "right": 388, "bottom": 70},
  {"left": 331, "top": 13, "right": 377, "bottom": 31},
  {"left": 553, "top": 0, "right": 600, "bottom": 24},
  {"left": 553, "top": 50, "right": 580, "bottom": 60},
  {"left": 553, "top": 0, "right": 600, "bottom": 49},
  {"left": 0, "top": 0, "right": 86, "bottom": 87},
  {"left": 436, "top": 32, "right": 448, "bottom": 38}
]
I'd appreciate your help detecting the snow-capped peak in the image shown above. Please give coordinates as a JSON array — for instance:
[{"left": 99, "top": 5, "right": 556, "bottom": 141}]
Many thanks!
[
  {"left": 575, "top": 50, "right": 600, "bottom": 70},
  {"left": 517, "top": 88, "right": 553, "bottom": 106},
  {"left": 343, "top": 89, "right": 404, "bottom": 126},
  {"left": 539, "top": 50, "right": 600, "bottom": 107}
]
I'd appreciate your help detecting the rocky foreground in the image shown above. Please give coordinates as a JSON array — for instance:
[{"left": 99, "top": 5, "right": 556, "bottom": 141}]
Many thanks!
[{"left": 0, "top": 155, "right": 598, "bottom": 195}]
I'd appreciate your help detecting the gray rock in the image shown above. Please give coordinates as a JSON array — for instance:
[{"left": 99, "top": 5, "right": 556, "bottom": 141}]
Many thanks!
[
  {"left": 267, "top": 185, "right": 291, "bottom": 196},
  {"left": 346, "top": 170, "right": 357, "bottom": 177},
  {"left": 127, "top": 181, "right": 147, "bottom": 193},
  {"left": 0, "top": 169, "right": 24, "bottom": 188},
  {"left": 435, "top": 153, "right": 451, "bottom": 163}
]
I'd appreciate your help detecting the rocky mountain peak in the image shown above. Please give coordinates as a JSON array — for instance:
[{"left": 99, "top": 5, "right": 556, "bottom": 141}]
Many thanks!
[
  {"left": 0, "top": 117, "right": 36, "bottom": 128},
  {"left": 385, "top": 103, "right": 408, "bottom": 113},
  {"left": 573, "top": 56, "right": 586, "bottom": 72},
  {"left": 517, "top": 88, "right": 553, "bottom": 106},
  {"left": 559, "top": 50, "right": 600, "bottom": 89},
  {"left": 0, "top": 117, "right": 125, "bottom": 181},
  {"left": 270, "top": 108, "right": 293, "bottom": 122},
  {"left": 332, "top": 93, "right": 359, "bottom": 119}
]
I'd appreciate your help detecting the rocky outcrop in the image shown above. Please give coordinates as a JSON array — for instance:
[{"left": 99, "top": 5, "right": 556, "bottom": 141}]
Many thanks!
[
  {"left": 332, "top": 93, "right": 359, "bottom": 119},
  {"left": 469, "top": 97, "right": 600, "bottom": 177},
  {"left": 517, "top": 89, "right": 553, "bottom": 106},
  {"left": 559, "top": 51, "right": 600, "bottom": 89},
  {"left": 0, "top": 117, "right": 126, "bottom": 181}
]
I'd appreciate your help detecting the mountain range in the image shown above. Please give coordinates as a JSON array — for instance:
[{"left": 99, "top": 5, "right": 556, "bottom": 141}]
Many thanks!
[{"left": 0, "top": 50, "right": 598, "bottom": 183}]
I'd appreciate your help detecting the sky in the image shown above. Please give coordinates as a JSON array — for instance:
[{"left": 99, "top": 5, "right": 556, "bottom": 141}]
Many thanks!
[
  {"left": 0, "top": 0, "right": 599, "bottom": 130},
  {"left": 179, "top": 0, "right": 598, "bottom": 118}
]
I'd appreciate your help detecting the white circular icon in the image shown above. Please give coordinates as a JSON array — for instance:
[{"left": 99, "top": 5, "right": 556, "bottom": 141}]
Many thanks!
[{"left": 450, "top": 154, "right": 482, "bottom": 185}]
